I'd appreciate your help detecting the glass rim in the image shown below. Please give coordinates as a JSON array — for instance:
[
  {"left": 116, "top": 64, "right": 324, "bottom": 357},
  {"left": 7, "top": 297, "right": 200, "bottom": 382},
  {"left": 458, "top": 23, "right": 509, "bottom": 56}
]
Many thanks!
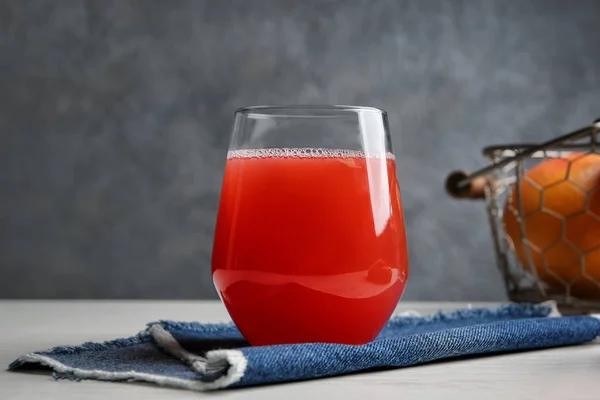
[{"left": 235, "top": 104, "right": 387, "bottom": 117}]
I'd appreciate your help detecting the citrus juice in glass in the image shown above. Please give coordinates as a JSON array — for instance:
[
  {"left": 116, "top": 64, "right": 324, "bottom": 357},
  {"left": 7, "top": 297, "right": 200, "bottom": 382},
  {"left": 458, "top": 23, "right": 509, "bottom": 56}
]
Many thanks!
[{"left": 212, "top": 106, "right": 409, "bottom": 346}]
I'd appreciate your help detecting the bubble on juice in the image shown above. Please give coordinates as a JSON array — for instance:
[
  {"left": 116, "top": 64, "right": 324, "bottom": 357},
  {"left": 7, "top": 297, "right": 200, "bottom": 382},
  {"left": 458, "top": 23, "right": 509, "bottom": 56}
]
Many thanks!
[{"left": 227, "top": 148, "right": 395, "bottom": 160}]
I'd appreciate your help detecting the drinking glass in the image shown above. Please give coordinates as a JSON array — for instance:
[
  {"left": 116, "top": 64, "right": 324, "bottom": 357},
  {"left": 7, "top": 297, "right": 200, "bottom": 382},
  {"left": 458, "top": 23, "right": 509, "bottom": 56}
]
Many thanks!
[{"left": 211, "top": 105, "right": 409, "bottom": 346}]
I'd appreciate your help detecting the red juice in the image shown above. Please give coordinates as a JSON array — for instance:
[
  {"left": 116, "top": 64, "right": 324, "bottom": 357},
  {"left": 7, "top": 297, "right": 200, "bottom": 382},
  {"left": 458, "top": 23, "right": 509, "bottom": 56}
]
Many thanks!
[{"left": 211, "top": 148, "right": 409, "bottom": 345}]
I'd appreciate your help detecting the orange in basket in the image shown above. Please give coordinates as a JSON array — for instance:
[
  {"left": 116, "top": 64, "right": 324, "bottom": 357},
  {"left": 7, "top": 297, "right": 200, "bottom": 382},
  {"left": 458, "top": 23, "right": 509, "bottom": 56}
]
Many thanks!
[{"left": 503, "top": 153, "right": 600, "bottom": 298}]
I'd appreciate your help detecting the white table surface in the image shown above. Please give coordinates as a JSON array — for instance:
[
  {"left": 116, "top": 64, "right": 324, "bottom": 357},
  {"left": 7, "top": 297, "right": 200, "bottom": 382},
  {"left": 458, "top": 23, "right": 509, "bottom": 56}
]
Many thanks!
[{"left": 1, "top": 300, "right": 599, "bottom": 400}]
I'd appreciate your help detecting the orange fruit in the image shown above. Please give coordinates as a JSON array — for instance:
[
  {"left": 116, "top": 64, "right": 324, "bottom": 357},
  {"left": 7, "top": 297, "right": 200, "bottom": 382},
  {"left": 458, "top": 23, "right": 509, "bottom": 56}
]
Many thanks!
[{"left": 503, "top": 153, "right": 600, "bottom": 299}]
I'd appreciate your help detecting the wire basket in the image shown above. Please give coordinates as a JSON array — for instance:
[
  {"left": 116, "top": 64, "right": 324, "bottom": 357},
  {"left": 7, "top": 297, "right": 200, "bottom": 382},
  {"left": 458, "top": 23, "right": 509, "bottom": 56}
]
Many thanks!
[{"left": 446, "top": 119, "right": 600, "bottom": 315}]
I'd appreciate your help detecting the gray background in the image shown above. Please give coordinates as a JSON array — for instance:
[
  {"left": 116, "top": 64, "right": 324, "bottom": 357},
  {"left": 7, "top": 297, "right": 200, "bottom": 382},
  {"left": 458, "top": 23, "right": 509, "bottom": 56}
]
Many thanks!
[{"left": 2, "top": 0, "right": 599, "bottom": 300}]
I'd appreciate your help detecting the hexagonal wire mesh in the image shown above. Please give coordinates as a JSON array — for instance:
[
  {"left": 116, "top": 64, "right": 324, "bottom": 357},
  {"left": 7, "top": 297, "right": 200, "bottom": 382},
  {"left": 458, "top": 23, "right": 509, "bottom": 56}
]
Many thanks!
[{"left": 480, "top": 120, "right": 600, "bottom": 315}]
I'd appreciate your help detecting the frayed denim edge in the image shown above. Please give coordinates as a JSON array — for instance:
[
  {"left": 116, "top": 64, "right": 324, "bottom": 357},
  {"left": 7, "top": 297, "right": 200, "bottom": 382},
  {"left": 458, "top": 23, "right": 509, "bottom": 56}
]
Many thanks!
[
  {"left": 36, "top": 332, "right": 150, "bottom": 356},
  {"left": 148, "top": 324, "right": 247, "bottom": 390},
  {"left": 9, "top": 352, "right": 231, "bottom": 391},
  {"left": 385, "top": 301, "right": 560, "bottom": 328},
  {"left": 7, "top": 328, "right": 246, "bottom": 391}
]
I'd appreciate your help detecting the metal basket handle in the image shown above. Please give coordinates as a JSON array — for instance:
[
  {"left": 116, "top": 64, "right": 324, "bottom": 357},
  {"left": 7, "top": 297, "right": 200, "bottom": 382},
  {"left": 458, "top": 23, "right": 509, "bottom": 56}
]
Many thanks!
[{"left": 445, "top": 119, "right": 600, "bottom": 200}]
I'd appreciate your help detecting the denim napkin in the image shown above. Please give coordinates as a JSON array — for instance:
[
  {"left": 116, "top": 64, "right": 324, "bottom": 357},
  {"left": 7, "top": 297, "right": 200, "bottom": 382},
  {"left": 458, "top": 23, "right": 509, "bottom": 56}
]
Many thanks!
[{"left": 9, "top": 302, "right": 600, "bottom": 391}]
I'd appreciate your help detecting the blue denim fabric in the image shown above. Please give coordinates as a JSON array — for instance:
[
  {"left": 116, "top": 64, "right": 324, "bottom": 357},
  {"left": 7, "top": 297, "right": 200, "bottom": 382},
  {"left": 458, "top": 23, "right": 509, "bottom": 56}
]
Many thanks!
[{"left": 9, "top": 303, "right": 600, "bottom": 391}]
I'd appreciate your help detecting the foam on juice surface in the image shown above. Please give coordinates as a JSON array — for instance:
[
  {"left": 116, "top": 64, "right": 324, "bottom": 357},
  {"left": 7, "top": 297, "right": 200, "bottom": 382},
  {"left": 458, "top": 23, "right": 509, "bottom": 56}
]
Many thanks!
[{"left": 227, "top": 148, "right": 395, "bottom": 160}]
